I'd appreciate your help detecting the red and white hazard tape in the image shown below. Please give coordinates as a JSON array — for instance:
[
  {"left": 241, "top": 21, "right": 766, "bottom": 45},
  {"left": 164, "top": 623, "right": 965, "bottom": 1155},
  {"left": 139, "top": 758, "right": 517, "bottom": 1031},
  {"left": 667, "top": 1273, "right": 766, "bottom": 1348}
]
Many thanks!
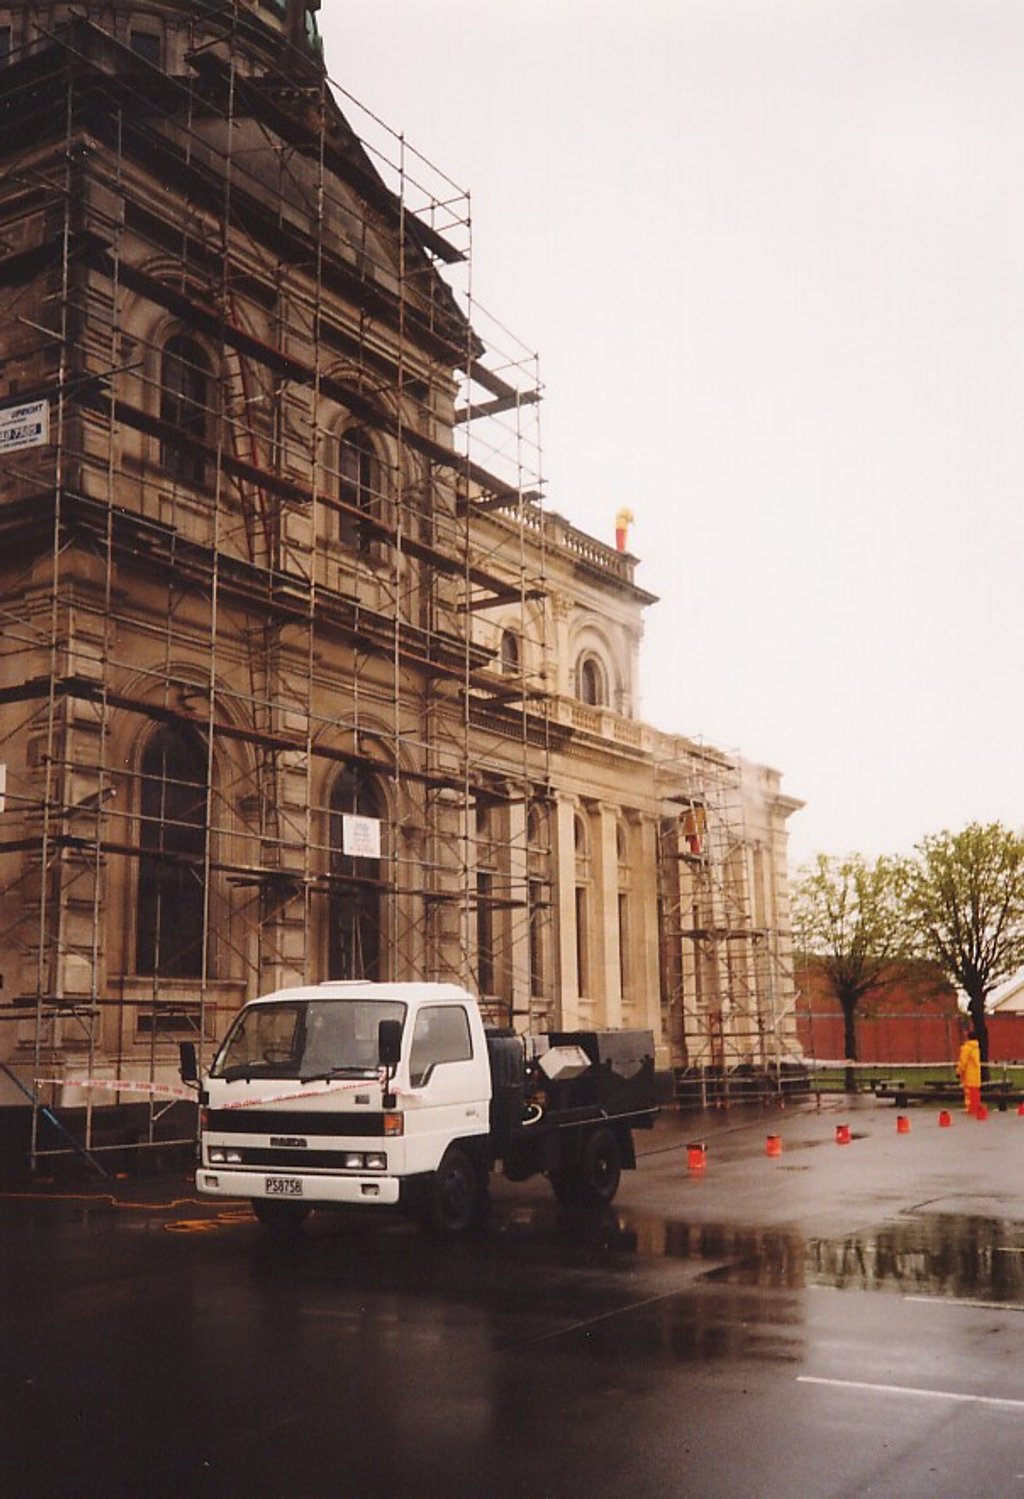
[
  {"left": 33, "top": 1074, "right": 420, "bottom": 1109},
  {"left": 34, "top": 1076, "right": 194, "bottom": 1101},
  {"left": 217, "top": 1078, "right": 371, "bottom": 1110},
  {"left": 216, "top": 1077, "right": 420, "bottom": 1110}
]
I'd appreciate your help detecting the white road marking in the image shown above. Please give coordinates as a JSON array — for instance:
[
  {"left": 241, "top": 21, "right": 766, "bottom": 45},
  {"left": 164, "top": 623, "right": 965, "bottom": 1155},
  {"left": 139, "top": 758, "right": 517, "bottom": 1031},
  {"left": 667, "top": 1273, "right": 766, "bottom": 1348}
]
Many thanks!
[{"left": 797, "top": 1376, "right": 1024, "bottom": 1411}]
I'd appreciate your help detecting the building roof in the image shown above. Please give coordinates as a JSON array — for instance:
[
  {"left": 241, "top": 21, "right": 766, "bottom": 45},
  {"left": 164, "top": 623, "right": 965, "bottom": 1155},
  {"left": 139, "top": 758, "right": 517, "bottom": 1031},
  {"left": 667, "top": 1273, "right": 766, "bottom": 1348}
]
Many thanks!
[{"left": 988, "top": 971, "right": 1024, "bottom": 1013}]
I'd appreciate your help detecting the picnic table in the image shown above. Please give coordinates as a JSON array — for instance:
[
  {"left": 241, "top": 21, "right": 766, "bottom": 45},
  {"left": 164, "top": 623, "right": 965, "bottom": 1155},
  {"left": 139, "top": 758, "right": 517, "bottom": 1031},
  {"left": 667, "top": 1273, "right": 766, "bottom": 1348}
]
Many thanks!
[{"left": 874, "top": 1076, "right": 1020, "bottom": 1109}]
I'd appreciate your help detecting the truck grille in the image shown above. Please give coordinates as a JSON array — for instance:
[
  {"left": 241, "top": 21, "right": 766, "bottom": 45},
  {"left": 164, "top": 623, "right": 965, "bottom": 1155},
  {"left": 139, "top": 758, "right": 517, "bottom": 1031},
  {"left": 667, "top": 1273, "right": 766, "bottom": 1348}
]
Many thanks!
[
  {"left": 205, "top": 1109, "right": 385, "bottom": 1136},
  {"left": 224, "top": 1147, "right": 366, "bottom": 1170}
]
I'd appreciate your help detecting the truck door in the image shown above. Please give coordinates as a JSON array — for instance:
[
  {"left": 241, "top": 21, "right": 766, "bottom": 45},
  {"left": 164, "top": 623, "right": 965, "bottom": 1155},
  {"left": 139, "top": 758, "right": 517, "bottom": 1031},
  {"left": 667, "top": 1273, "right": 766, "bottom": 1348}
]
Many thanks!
[{"left": 403, "top": 1004, "right": 488, "bottom": 1173}]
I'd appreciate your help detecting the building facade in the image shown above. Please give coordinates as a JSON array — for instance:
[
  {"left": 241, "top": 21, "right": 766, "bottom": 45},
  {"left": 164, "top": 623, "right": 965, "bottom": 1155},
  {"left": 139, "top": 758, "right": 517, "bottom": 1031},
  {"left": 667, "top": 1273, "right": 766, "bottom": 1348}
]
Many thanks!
[{"left": 0, "top": 1, "right": 802, "bottom": 1165}]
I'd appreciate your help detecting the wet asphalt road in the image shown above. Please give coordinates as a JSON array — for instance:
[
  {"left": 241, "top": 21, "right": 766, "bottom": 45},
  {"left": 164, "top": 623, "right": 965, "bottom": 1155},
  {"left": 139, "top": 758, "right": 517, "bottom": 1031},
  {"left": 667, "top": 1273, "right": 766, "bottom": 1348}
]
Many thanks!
[{"left": 2, "top": 1096, "right": 1024, "bottom": 1498}]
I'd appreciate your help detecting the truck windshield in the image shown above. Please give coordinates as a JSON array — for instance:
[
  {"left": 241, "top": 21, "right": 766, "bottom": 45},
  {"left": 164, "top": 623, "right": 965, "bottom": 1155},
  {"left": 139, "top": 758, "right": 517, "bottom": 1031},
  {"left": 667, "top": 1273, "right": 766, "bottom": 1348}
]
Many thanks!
[{"left": 211, "top": 999, "right": 406, "bottom": 1082}]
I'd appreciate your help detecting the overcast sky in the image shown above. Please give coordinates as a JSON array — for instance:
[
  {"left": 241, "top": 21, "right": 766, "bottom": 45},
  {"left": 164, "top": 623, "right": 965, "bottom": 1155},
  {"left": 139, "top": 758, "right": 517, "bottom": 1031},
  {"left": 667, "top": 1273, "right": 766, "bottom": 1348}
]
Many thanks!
[{"left": 318, "top": 1, "right": 1024, "bottom": 868}]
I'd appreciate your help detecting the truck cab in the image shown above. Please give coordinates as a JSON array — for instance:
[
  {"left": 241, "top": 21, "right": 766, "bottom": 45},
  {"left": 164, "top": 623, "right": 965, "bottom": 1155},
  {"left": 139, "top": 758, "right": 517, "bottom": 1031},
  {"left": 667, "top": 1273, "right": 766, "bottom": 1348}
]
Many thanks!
[{"left": 195, "top": 981, "right": 492, "bottom": 1232}]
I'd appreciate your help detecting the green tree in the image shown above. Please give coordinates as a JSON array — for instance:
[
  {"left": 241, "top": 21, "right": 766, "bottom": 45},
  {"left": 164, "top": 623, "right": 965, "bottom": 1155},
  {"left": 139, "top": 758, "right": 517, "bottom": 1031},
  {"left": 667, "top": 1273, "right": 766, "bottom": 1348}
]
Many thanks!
[
  {"left": 906, "top": 822, "right": 1024, "bottom": 1063},
  {"left": 792, "top": 853, "right": 911, "bottom": 1090}
]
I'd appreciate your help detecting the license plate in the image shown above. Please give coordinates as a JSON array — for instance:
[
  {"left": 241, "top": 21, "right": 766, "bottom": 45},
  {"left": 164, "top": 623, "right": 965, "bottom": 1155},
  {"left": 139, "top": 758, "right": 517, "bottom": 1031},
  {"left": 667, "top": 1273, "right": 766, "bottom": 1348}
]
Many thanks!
[{"left": 265, "top": 1176, "right": 302, "bottom": 1197}]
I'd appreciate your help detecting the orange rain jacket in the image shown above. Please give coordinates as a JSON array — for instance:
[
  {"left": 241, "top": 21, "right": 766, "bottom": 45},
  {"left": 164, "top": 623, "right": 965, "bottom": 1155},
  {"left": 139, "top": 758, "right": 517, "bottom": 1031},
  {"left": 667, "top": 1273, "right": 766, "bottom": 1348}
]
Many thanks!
[{"left": 956, "top": 1038, "right": 982, "bottom": 1088}]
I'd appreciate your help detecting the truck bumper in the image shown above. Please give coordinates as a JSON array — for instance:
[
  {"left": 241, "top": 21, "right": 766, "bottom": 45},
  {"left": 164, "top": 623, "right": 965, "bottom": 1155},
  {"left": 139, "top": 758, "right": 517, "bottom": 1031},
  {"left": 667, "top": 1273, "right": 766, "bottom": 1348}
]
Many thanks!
[{"left": 196, "top": 1168, "right": 402, "bottom": 1207}]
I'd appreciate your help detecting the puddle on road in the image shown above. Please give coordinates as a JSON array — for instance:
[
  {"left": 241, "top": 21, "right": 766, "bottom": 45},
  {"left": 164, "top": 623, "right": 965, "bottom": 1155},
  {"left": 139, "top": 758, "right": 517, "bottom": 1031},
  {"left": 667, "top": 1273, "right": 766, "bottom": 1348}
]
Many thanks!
[
  {"left": 807, "top": 1214, "right": 1024, "bottom": 1300},
  {"left": 622, "top": 1213, "right": 808, "bottom": 1289},
  {"left": 541, "top": 1210, "right": 1024, "bottom": 1369},
  {"left": 489, "top": 1203, "right": 808, "bottom": 1287},
  {"left": 500, "top": 1203, "right": 1024, "bottom": 1303},
  {"left": 623, "top": 1209, "right": 1024, "bottom": 1301}
]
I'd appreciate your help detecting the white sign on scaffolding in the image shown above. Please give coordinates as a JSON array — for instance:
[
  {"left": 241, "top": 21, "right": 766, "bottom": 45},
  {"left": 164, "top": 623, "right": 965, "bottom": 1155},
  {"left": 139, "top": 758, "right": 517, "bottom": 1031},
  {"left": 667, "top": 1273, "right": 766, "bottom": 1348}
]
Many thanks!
[
  {"left": 0, "top": 399, "right": 49, "bottom": 454},
  {"left": 342, "top": 813, "right": 381, "bottom": 859}
]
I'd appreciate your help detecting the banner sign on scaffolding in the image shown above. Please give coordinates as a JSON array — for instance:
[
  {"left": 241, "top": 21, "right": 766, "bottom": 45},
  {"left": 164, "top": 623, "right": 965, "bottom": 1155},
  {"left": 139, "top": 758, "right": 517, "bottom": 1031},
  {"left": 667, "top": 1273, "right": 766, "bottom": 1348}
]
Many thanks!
[
  {"left": 342, "top": 813, "right": 381, "bottom": 859},
  {"left": 0, "top": 399, "right": 49, "bottom": 454}
]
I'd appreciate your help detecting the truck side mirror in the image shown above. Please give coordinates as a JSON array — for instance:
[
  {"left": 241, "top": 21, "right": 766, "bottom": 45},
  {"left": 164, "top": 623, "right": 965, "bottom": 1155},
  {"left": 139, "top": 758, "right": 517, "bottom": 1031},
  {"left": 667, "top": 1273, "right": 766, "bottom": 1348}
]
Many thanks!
[
  {"left": 378, "top": 1019, "right": 402, "bottom": 1070},
  {"left": 179, "top": 1041, "right": 198, "bottom": 1085}
]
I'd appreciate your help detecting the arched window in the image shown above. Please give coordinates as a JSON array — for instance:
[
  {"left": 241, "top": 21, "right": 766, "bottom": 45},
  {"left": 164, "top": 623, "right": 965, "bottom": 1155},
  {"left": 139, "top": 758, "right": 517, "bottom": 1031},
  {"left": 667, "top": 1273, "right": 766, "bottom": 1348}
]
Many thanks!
[
  {"left": 500, "top": 629, "right": 520, "bottom": 676},
  {"left": 136, "top": 725, "right": 207, "bottom": 977},
  {"left": 577, "top": 654, "right": 607, "bottom": 707},
  {"left": 338, "top": 427, "right": 381, "bottom": 552},
  {"left": 160, "top": 334, "right": 212, "bottom": 486},
  {"left": 329, "top": 766, "right": 384, "bottom": 980}
]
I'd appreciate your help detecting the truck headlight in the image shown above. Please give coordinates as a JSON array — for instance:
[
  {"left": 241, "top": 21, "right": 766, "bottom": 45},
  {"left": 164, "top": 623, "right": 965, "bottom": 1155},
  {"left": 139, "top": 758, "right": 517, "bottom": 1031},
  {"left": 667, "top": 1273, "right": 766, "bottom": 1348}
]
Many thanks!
[
  {"left": 343, "top": 1152, "right": 365, "bottom": 1169},
  {"left": 364, "top": 1152, "right": 387, "bottom": 1171}
]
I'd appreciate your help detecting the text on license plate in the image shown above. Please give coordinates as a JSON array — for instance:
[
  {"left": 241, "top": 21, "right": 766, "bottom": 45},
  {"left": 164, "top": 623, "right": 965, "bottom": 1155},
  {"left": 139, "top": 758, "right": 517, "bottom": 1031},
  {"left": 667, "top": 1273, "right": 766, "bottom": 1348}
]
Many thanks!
[{"left": 265, "top": 1176, "right": 302, "bottom": 1197}]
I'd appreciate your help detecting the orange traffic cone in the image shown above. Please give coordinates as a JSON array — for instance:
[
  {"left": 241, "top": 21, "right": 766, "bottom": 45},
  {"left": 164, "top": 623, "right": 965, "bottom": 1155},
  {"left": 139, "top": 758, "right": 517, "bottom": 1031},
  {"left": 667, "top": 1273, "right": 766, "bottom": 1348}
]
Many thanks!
[
  {"left": 896, "top": 1115, "right": 910, "bottom": 1134},
  {"left": 938, "top": 1109, "right": 952, "bottom": 1127},
  {"left": 687, "top": 1142, "right": 707, "bottom": 1172},
  {"left": 765, "top": 1134, "right": 782, "bottom": 1157},
  {"left": 835, "top": 1123, "right": 851, "bottom": 1145}
]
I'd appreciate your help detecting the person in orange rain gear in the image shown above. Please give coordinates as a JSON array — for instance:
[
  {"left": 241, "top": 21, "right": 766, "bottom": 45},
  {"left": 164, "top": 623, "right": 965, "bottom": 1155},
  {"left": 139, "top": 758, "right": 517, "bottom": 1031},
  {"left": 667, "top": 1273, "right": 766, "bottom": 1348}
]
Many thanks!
[{"left": 956, "top": 1027, "right": 982, "bottom": 1115}]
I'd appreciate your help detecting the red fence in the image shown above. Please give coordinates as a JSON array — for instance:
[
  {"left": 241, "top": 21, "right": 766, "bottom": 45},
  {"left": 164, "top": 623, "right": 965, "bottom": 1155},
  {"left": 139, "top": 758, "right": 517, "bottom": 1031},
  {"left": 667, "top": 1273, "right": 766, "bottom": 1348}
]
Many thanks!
[
  {"left": 793, "top": 963, "right": 1024, "bottom": 1065},
  {"left": 797, "top": 1010, "right": 1024, "bottom": 1065},
  {"left": 991, "top": 1015, "right": 1024, "bottom": 1060}
]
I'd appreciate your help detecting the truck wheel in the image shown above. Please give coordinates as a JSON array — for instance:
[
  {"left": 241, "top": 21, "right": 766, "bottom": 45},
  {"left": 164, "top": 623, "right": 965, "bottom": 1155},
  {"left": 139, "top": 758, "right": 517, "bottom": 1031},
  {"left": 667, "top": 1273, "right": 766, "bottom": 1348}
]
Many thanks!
[
  {"left": 251, "top": 1199, "right": 311, "bottom": 1233},
  {"left": 575, "top": 1127, "right": 622, "bottom": 1207},
  {"left": 425, "top": 1146, "right": 481, "bottom": 1237}
]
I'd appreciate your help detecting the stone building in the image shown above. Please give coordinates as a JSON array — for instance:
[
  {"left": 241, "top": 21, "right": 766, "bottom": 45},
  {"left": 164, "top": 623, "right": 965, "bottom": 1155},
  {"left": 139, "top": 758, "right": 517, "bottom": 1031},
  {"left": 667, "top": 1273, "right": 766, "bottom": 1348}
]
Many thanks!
[{"left": 0, "top": 0, "right": 802, "bottom": 1167}]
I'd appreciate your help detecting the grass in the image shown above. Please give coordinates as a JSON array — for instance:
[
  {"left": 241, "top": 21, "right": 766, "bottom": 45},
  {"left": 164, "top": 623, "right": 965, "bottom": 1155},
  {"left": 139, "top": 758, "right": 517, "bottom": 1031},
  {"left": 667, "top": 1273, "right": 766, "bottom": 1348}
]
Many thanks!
[{"left": 807, "top": 1062, "right": 1024, "bottom": 1093}]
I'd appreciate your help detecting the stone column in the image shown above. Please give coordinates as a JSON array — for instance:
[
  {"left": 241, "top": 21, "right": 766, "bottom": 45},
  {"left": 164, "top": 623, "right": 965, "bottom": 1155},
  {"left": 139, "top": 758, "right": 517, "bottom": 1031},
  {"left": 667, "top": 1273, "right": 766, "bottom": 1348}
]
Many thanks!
[
  {"left": 635, "top": 815, "right": 666, "bottom": 1053},
  {"left": 589, "top": 802, "right": 622, "bottom": 1030},
  {"left": 507, "top": 796, "right": 530, "bottom": 1018},
  {"left": 553, "top": 793, "right": 580, "bottom": 1029}
]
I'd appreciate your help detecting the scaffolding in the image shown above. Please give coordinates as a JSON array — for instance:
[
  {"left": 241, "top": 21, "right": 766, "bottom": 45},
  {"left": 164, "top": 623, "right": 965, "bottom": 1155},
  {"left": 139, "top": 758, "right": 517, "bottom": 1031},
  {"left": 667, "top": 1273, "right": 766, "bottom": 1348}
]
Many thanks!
[
  {"left": 0, "top": 3, "right": 551, "bottom": 1170},
  {"left": 656, "top": 739, "right": 804, "bottom": 1103}
]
